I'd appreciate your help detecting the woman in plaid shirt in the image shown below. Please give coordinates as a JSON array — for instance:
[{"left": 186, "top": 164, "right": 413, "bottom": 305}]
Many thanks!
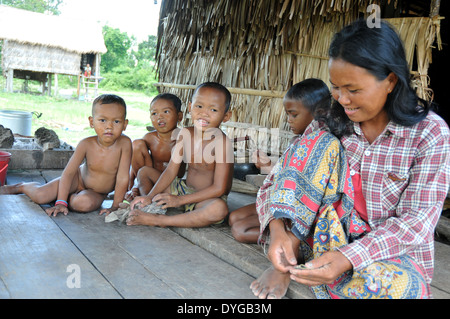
[{"left": 260, "top": 19, "right": 450, "bottom": 299}]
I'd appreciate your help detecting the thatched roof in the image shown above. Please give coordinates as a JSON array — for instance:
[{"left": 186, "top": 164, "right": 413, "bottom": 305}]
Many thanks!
[
  {"left": 155, "top": 0, "right": 442, "bottom": 155},
  {"left": 0, "top": 5, "right": 107, "bottom": 54}
]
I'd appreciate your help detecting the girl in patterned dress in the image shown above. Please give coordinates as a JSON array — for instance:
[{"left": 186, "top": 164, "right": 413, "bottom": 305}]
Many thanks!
[
  {"left": 250, "top": 78, "right": 370, "bottom": 299},
  {"left": 229, "top": 78, "right": 325, "bottom": 244}
]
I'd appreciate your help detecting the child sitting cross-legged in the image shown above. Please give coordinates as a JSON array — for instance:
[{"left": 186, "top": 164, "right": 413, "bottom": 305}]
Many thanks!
[
  {"left": 127, "top": 82, "right": 234, "bottom": 228},
  {"left": 125, "top": 93, "right": 185, "bottom": 201},
  {"left": 0, "top": 94, "right": 132, "bottom": 217}
]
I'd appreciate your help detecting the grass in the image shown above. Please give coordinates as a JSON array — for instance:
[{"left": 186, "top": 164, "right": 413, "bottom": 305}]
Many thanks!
[{"left": 0, "top": 82, "right": 155, "bottom": 147}]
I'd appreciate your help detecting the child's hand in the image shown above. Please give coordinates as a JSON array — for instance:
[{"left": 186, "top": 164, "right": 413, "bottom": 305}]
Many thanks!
[
  {"left": 45, "top": 204, "right": 69, "bottom": 217},
  {"left": 152, "top": 193, "right": 181, "bottom": 209},
  {"left": 124, "top": 188, "right": 139, "bottom": 202},
  {"left": 99, "top": 206, "right": 118, "bottom": 216},
  {"left": 267, "top": 219, "right": 297, "bottom": 273},
  {"left": 130, "top": 195, "right": 152, "bottom": 209},
  {"left": 252, "top": 150, "right": 271, "bottom": 168},
  {"left": 252, "top": 150, "right": 273, "bottom": 174}
]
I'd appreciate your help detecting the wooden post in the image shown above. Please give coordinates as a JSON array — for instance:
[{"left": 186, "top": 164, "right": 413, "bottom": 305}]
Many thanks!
[
  {"left": 47, "top": 74, "right": 52, "bottom": 96},
  {"left": 54, "top": 73, "right": 58, "bottom": 97},
  {"left": 77, "top": 73, "right": 81, "bottom": 99},
  {"left": 430, "top": 0, "right": 441, "bottom": 17},
  {"left": 95, "top": 54, "right": 100, "bottom": 98},
  {"left": 5, "top": 69, "right": 13, "bottom": 93}
]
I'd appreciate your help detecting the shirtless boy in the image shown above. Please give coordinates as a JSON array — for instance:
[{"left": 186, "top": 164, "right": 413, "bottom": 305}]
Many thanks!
[
  {"left": 128, "top": 82, "right": 234, "bottom": 228},
  {"left": 0, "top": 94, "right": 132, "bottom": 217},
  {"left": 126, "top": 93, "right": 185, "bottom": 201}
]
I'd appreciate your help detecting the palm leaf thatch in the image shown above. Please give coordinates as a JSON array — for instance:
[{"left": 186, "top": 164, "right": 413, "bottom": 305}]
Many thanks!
[
  {"left": 0, "top": 5, "right": 106, "bottom": 77},
  {"left": 0, "top": 5, "right": 106, "bottom": 54},
  {"left": 155, "top": 0, "right": 442, "bottom": 156}
]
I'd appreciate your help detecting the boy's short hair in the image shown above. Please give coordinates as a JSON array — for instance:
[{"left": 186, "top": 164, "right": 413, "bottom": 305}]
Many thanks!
[
  {"left": 151, "top": 93, "right": 182, "bottom": 113},
  {"left": 192, "top": 82, "right": 231, "bottom": 112},
  {"left": 92, "top": 94, "right": 127, "bottom": 117}
]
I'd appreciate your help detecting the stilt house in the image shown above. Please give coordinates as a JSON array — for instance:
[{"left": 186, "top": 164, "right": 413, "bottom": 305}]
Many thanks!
[{"left": 0, "top": 5, "right": 107, "bottom": 97}]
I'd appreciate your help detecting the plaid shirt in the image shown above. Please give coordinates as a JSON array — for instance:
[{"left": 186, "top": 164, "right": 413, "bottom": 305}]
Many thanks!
[{"left": 338, "top": 112, "right": 450, "bottom": 287}]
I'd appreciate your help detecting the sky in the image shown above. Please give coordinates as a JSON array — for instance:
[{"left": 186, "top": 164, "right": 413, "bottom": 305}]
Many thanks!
[{"left": 59, "top": 0, "right": 161, "bottom": 43}]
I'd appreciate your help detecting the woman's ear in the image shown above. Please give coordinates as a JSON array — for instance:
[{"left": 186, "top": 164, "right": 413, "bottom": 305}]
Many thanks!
[{"left": 387, "top": 72, "right": 398, "bottom": 93}]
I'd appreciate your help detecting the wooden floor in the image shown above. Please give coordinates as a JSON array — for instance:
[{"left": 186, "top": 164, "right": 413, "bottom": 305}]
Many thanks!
[
  {"left": 0, "top": 170, "right": 263, "bottom": 299},
  {"left": 1, "top": 169, "right": 450, "bottom": 299},
  {"left": 1, "top": 193, "right": 267, "bottom": 299}
]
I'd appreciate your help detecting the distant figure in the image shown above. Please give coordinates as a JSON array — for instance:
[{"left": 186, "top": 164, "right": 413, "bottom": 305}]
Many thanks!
[
  {"left": 125, "top": 93, "right": 185, "bottom": 201},
  {"left": 128, "top": 82, "right": 234, "bottom": 228},
  {"left": 0, "top": 94, "right": 132, "bottom": 217},
  {"left": 84, "top": 64, "right": 92, "bottom": 78}
]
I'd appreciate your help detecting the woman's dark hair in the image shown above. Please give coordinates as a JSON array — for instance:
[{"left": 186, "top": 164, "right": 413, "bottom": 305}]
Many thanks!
[
  {"left": 327, "top": 19, "right": 434, "bottom": 137},
  {"left": 152, "top": 93, "right": 182, "bottom": 113},
  {"left": 284, "top": 78, "right": 331, "bottom": 121},
  {"left": 92, "top": 94, "right": 127, "bottom": 117}
]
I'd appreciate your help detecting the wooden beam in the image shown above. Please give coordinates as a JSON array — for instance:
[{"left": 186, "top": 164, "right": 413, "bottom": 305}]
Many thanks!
[
  {"left": 430, "top": 0, "right": 441, "bottom": 17},
  {"left": 154, "top": 82, "right": 286, "bottom": 98}
]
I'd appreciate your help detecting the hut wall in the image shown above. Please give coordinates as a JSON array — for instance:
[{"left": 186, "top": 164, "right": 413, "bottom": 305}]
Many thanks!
[
  {"left": 2, "top": 40, "right": 81, "bottom": 76},
  {"left": 156, "top": 0, "right": 441, "bottom": 156}
]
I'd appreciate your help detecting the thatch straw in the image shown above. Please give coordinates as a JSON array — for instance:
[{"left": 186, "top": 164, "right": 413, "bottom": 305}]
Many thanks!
[
  {"left": 2, "top": 40, "right": 81, "bottom": 75},
  {"left": 0, "top": 5, "right": 106, "bottom": 54},
  {"left": 155, "top": 0, "right": 441, "bottom": 156}
]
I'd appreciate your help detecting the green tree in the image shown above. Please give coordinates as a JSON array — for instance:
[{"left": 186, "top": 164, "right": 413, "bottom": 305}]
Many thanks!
[
  {"left": 132, "top": 35, "right": 157, "bottom": 64},
  {"left": 1, "top": 0, "right": 63, "bottom": 15},
  {"left": 101, "top": 25, "right": 134, "bottom": 73}
]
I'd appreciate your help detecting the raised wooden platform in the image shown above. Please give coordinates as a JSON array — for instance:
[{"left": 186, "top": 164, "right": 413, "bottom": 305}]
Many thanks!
[
  {"left": 1, "top": 169, "right": 449, "bottom": 299},
  {"left": 0, "top": 194, "right": 260, "bottom": 298}
]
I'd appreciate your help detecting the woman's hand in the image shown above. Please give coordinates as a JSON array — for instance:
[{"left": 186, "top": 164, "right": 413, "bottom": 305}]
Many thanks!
[{"left": 289, "top": 251, "right": 353, "bottom": 286}]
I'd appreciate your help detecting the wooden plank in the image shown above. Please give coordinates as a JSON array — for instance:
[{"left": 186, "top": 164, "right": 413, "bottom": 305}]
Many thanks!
[
  {"left": 0, "top": 195, "right": 121, "bottom": 298},
  {"left": 52, "top": 206, "right": 258, "bottom": 299},
  {"left": 171, "top": 221, "right": 315, "bottom": 299},
  {"left": 431, "top": 241, "right": 450, "bottom": 298},
  {"left": 40, "top": 169, "right": 63, "bottom": 183},
  {"left": 0, "top": 277, "right": 11, "bottom": 298},
  {"left": 51, "top": 211, "right": 181, "bottom": 298},
  {"left": 227, "top": 191, "right": 256, "bottom": 212},
  {"left": 5, "top": 169, "right": 46, "bottom": 185}
]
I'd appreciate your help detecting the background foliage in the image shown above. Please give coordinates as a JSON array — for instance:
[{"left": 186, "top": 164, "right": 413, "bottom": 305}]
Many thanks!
[{"left": 0, "top": 0, "right": 159, "bottom": 96}]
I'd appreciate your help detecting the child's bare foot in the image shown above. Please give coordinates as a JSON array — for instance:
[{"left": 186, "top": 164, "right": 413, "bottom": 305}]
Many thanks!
[
  {"left": 126, "top": 209, "right": 162, "bottom": 226},
  {"left": 0, "top": 183, "right": 24, "bottom": 195},
  {"left": 250, "top": 266, "right": 291, "bottom": 299}
]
